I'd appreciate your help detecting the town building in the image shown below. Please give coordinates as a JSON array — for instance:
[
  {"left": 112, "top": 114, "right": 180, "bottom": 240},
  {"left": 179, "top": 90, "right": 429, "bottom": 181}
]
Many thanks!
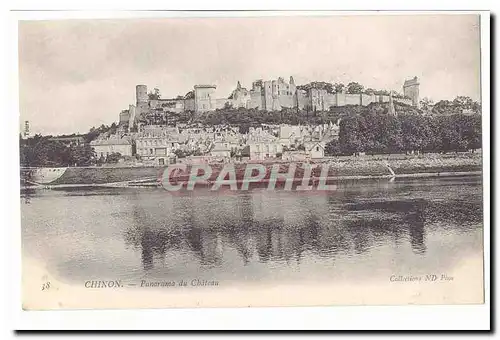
[
  {"left": 90, "top": 136, "right": 133, "bottom": 158},
  {"left": 209, "top": 142, "right": 232, "bottom": 162},
  {"left": 247, "top": 127, "right": 283, "bottom": 161},
  {"left": 135, "top": 126, "right": 180, "bottom": 165},
  {"left": 304, "top": 141, "right": 326, "bottom": 159}
]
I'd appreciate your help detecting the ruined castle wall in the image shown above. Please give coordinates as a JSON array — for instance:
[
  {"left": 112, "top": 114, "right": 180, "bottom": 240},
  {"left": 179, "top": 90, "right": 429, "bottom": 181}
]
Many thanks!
[
  {"left": 155, "top": 99, "right": 185, "bottom": 113},
  {"left": 216, "top": 98, "right": 232, "bottom": 109},
  {"left": 119, "top": 110, "right": 130, "bottom": 124},
  {"left": 394, "top": 98, "right": 413, "bottom": 106},
  {"left": 249, "top": 88, "right": 263, "bottom": 110},
  {"left": 128, "top": 105, "right": 136, "bottom": 127},
  {"left": 335, "top": 93, "right": 345, "bottom": 107},
  {"left": 262, "top": 81, "right": 274, "bottom": 111},
  {"left": 278, "top": 94, "right": 295, "bottom": 109},
  {"left": 378, "top": 95, "right": 390, "bottom": 103},
  {"left": 344, "top": 94, "right": 362, "bottom": 106},
  {"left": 136, "top": 102, "right": 150, "bottom": 120},
  {"left": 324, "top": 93, "right": 336, "bottom": 109},
  {"left": 297, "top": 90, "right": 309, "bottom": 110},
  {"left": 361, "top": 94, "right": 376, "bottom": 106}
]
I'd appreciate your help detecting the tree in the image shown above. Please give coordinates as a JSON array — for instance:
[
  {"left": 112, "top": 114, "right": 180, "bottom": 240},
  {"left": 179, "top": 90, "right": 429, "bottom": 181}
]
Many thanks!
[
  {"left": 334, "top": 83, "right": 345, "bottom": 93},
  {"left": 420, "top": 97, "right": 434, "bottom": 113},
  {"left": 325, "top": 139, "right": 342, "bottom": 156},
  {"left": 339, "top": 116, "right": 364, "bottom": 155},
  {"left": 105, "top": 152, "right": 122, "bottom": 164},
  {"left": 432, "top": 96, "right": 481, "bottom": 116},
  {"left": 296, "top": 81, "right": 335, "bottom": 94},
  {"left": 400, "top": 114, "right": 430, "bottom": 153},
  {"left": 148, "top": 88, "right": 161, "bottom": 100},
  {"left": 465, "top": 115, "right": 482, "bottom": 150},
  {"left": 69, "top": 143, "right": 95, "bottom": 166},
  {"left": 347, "top": 82, "right": 364, "bottom": 94}
]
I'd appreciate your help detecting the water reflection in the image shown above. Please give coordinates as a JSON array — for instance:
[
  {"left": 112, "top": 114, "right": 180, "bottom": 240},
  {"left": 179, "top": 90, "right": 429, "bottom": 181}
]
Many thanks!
[
  {"left": 122, "top": 188, "right": 480, "bottom": 271},
  {"left": 21, "top": 176, "right": 483, "bottom": 284}
]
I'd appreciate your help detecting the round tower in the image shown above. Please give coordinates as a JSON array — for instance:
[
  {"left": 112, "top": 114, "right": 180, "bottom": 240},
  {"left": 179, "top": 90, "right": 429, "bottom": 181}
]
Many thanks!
[{"left": 136, "top": 85, "right": 148, "bottom": 105}]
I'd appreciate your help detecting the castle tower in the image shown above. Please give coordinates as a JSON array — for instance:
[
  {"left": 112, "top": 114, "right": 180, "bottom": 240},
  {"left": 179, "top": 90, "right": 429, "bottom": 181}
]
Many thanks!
[
  {"left": 194, "top": 85, "right": 217, "bottom": 112},
  {"left": 403, "top": 76, "right": 420, "bottom": 108},
  {"left": 135, "top": 84, "right": 149, "bottom": 121},
  {"left": 136, "top": 85, "right": 148, "bottom": 105}
]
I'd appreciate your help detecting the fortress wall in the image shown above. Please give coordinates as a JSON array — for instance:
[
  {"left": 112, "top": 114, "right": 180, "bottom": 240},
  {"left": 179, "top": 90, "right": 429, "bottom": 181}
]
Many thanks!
[
  {"left": 119, "top": 111, "right": 130, "bottom": 124},
  {"left": 324, "top": 93, "right": 336, "bottom": 109},
  {"left": 263, "top": 81, "right": 274, "bottom": 111},
  {"left": 345, "top": 94, "right": 362, "bottom": 106},
  {"left": 379, "top": 95, "right": 390, "bottom": 103},
  {"left": 233, "top": 95, "right": 251, "bottom": 108},
  {"left": 128, "top": 105, "right": 136, "bottom": 127},
  {"left": 279, "top": 94, "right": 295, "bottom": 109},
  {"left": 216, "top": 98, "right": 232, "bottom": 109},
  {"left": 361, "top": 94, "right": 376, "bottom": 106},
  {"left": 394, "top": 98, "right": 413, "bottom": 106},
  {"left": 249, "top": 90, "right": 262, "bottom": 109},
  {"left": 297, "top": 91, "right": 309, "bottom": 110},
  {"left": 136, "top": 102, "right": 150, "bottom": 119}
]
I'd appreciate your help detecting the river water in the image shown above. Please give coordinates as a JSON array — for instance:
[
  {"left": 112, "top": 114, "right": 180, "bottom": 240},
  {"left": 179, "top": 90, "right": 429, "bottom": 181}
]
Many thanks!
[{"left": 21, "top": 175, "right": 483, "bottom": 288}]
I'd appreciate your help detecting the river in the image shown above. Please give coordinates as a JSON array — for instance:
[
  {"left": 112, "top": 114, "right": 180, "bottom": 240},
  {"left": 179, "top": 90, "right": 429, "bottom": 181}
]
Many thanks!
[{"left": 21, "top": 175, "right": 483, "bottom": 288}]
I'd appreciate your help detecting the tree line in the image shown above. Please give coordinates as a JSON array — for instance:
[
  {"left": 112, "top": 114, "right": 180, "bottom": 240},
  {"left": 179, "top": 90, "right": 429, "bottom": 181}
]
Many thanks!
[
  {"left": 326, "top": 113, "right": 481, "bottom": 156},
  {"left": 19, "top": 134, "right": 96, "bottom": 167},
  {"left": 19, "top": 123, "right": 119, "bottom": 167},
  {"left": 296, "top": 81, "right": 407, "bottom": 97}
]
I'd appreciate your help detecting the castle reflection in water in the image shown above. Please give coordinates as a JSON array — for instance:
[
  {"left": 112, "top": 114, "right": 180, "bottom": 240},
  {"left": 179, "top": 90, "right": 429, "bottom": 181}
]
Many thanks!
[{"left": 120, "top": 180, "right": 481, "bottom": 272}]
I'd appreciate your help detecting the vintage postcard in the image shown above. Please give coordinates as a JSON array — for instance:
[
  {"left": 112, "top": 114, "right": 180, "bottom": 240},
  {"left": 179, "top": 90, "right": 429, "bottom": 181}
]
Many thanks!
[{"left": 18, "top": 12, "right": 487, "bottom": 310}]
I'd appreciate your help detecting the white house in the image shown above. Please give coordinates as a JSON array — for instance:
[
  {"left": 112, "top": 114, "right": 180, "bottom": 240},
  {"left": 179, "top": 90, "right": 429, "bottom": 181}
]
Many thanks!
[
  {"left": 90, "top": 136, "right": 133, "bottom": 158},
  {"left": 304, "top": 141, "right": 325, "bottom": 159}
]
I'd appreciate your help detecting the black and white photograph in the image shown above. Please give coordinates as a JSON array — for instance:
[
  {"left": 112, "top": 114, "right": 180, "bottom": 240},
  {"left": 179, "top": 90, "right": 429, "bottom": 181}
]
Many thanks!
[{"left": 15, "top": 12, "right": 487, "bottom": 314}]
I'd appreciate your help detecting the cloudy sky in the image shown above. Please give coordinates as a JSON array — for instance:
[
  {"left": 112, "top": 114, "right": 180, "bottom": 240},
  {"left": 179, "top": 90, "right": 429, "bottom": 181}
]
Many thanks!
[{"left": 19, "top": 14, "right": 481, "bottom": 135}]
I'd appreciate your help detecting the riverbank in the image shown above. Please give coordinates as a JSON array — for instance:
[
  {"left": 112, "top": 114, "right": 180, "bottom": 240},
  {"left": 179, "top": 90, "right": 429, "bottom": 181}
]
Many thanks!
[
  {"left": 312, "top": 152, "right": 482, "bottom": 177},
  {"left": 20, "top": 152, "right": 481, "bottom": 189}
]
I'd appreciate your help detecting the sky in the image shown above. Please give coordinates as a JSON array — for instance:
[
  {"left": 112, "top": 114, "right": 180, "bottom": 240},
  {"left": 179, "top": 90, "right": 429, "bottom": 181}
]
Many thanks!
[{"left": 18, "top": 14, "right": 481, "bottom": 136}]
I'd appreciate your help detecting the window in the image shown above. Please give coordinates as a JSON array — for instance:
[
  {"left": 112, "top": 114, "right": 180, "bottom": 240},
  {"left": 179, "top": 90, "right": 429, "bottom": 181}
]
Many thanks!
[{"left": 316, "top": 146, "right": 320, "bottom": 152}]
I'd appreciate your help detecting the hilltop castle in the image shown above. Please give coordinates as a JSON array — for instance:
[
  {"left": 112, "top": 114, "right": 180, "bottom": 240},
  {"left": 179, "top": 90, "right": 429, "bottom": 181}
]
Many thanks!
[{"left": 119, "top": 76, "right": 420, "bottom": 125}]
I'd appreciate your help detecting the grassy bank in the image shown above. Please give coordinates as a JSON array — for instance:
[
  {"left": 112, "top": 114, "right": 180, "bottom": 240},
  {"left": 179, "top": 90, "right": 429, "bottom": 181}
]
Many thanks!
[
  {"left": 50, "top": 166, "right": 162, "bottom": 185},
  {"left": 314, "top": 152, "right": 482, "bottom": 177},
  {"left": 41, "top": 152, "right": 481, "bottom": 186}
]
